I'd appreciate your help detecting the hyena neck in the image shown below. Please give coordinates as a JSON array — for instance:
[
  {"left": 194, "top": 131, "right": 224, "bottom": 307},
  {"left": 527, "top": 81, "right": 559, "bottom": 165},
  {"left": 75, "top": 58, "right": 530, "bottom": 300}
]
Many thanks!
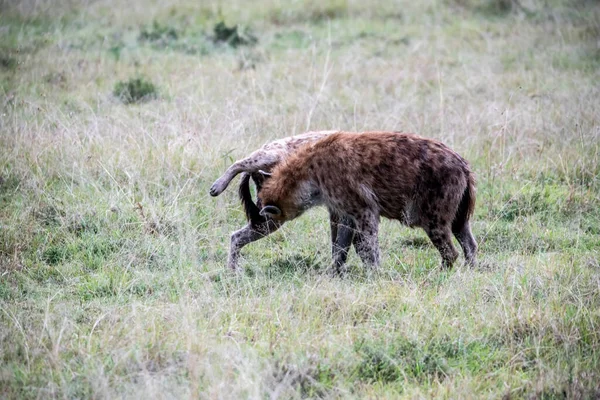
[{"left": 295, "top": 179, "right": 322, "bottom": 211}]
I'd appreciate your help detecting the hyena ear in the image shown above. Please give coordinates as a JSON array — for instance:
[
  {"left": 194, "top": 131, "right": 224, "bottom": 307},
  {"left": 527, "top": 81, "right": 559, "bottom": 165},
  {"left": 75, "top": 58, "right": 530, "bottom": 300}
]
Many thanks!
[
  {"left": 259, "top": 205, "right": 281, "bottom": 218},
  {"left": 258, "top": 170, "right": 272, "bottom": 177}
]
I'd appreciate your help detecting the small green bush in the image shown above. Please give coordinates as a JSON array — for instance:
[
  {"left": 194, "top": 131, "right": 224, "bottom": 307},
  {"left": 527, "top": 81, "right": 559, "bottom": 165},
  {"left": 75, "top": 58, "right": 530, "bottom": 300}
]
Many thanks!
[
  {"left": 113, "top": 77, "right": 157, "bottom": 104},
  {"left": 213, "top": 21, "right": 257, "bottom": 47}
]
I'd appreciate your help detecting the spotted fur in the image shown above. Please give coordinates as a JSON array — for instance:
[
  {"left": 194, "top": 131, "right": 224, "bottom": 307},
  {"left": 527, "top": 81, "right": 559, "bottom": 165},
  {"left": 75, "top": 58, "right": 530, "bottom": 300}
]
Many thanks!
[
  {"left": 210, "top": 131, "right": 357, "bottom": 270},
  {"left": 258, "top": 131, "right": 477, "bottom": 270}
]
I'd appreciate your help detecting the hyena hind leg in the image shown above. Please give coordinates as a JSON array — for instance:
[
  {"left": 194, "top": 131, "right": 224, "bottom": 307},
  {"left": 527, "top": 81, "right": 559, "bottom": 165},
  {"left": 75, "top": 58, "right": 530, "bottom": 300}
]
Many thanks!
[
  {"left": 453, "top": 221, "right": 478, "bottom": 267},
  {"left": 210, "top": 153, "right": 278, "bottom": 197},
  {"left": 425, "top": 224, "right": 459, "bottom": 269},
  {"left": 210, "top": 164, "right": 243, "bottom": 197}
]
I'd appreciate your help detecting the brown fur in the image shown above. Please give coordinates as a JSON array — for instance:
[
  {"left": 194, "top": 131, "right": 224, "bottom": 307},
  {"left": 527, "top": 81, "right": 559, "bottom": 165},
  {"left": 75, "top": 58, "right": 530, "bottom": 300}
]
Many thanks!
[
  {"left": 209, "top": 130, "right": 358, "bottom": 270},
  {"left": 209, "top": 130, "right": 338, "bottom": 197},
  {"left": 258, "top": 131, "right": 477, "bottom": 270}
]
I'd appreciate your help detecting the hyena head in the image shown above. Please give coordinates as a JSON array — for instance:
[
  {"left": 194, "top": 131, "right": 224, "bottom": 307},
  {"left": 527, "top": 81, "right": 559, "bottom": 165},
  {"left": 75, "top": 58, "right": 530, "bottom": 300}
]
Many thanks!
[{"left": 258, "top": 169, "right": 320, "bottom": 222}]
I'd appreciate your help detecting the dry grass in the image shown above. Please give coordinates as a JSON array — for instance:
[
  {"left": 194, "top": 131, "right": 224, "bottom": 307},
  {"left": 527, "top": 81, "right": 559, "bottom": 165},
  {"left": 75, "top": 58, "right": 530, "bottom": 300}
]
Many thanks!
[{"left": 1, "top": 0, "right": 599, "bottom": 398}]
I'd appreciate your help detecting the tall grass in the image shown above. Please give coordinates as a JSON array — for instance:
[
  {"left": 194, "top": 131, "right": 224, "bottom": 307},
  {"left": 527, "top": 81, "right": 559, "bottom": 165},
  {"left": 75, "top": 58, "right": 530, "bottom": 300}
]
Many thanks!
[{"left": 1, "top": 0, "right": 599, "bottom": 398}]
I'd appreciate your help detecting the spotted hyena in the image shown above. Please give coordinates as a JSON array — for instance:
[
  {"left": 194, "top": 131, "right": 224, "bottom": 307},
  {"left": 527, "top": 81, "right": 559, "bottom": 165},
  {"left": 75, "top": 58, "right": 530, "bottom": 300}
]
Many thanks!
[
  {"left": 258, "top": 131, "right": 477, "bottom": 271},
  {"left": 209, "top": 130, "right": 358, "bottom": 270}
]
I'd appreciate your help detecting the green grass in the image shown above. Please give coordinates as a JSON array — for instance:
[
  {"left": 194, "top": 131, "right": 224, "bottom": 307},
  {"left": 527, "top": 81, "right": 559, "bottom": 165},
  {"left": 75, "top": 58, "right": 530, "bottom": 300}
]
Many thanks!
[
  {"left": 113, "top": 77, "right": 158, "bottom": 104},
  {"left": 1, "top": 0, "right": 600, "bottom": 398}
]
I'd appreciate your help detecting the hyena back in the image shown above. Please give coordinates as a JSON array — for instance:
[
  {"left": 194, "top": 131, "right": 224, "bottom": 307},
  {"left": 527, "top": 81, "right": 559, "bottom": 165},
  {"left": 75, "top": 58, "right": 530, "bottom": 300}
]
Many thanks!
[
  {"left": 209, "top": 130, "right": 356, "bottom": 270},
  {"left": 258, "top": 131, "right": 477, "bottom": 270}
]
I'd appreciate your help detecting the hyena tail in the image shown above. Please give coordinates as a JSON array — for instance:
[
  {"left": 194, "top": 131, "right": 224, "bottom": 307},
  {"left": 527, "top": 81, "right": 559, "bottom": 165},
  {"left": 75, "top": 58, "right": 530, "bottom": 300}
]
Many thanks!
[
  {"left": 239, "top": 172, "right": 266, "bottom": 225},
  {"left": 452, "top": 172, "right": 476, "bottom": 233}
]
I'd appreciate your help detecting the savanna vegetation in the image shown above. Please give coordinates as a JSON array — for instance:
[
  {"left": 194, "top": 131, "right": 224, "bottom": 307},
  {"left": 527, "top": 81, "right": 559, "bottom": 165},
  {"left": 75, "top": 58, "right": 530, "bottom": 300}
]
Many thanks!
[{"left": 1, "top": 0, "right": 599, "bottom": 398}]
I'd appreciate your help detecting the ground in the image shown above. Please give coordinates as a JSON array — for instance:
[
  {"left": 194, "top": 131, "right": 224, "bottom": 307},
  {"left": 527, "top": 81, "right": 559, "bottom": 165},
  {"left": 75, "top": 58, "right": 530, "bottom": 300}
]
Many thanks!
[{"left": 0, "top": 0, "right": 599, "bottom": 398}]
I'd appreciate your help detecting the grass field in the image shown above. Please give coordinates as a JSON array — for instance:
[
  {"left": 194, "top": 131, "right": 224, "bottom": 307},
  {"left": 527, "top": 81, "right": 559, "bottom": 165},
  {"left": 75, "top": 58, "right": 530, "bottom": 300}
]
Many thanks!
[{"left": 1, "top": 0, "right": 600, "bottom": 398}]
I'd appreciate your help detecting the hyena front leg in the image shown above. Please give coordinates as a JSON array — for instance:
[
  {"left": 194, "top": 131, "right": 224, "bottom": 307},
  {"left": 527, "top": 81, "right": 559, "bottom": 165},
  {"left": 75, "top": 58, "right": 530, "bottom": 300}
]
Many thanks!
[
  {"left": 352, "top": 212, "right": 381, "bottom": 269},
  {"left": 228, "top": 219, "right": 282, "bottom": 270},
  {"left": 329, "top": 211, "right": 356, "bottom": 274}
]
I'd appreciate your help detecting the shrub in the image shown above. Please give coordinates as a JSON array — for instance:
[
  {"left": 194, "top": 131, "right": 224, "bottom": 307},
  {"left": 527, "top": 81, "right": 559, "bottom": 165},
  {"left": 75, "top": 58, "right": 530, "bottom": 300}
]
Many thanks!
[
  {"left": 213, "top": 21, "right": 257, "bottom": 47},
  {"left": 113, "top": 77, "right": 157, "bottom": 104}
]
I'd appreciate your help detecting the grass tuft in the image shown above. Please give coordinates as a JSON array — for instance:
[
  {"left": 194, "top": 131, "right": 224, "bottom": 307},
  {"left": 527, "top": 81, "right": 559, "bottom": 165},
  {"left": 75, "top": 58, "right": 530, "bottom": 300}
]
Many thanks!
[
  {"left": 213, "top": 21, "right": 257, "bottom": 47},
  {"left": 0, "top": 54, "right": 18, "bottom": 70},
  {"left": 139, "top": 21, "right": 179, "bottom": 44},
  {"left": 355, "top": 337, "right": 449, "bottom": 384},
  {"left": 269, "top": 0, "right": 349, "bottom": 24},
  {"left": 113, "top": 77, "right": 158, "bottom": 104}
]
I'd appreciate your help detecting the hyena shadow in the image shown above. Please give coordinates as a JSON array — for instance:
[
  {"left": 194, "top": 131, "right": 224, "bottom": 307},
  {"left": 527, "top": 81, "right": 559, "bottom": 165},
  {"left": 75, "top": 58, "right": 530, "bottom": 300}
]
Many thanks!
[
  {"left": 264, "top": 253, "right": 324, "bottom": 278},
  {"left": 264, "top": 255, "right": 379, "bottom": 281},
  {"left": 397, "top": 236, "right": 432, "bottom": 249},
  {"left": 258, "top": 250, "right": 379, "bottom": 281}
]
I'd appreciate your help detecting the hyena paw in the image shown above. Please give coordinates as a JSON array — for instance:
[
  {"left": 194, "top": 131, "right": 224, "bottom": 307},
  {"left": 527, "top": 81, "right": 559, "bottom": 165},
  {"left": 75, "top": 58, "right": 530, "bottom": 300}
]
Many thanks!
[
  {"left": 227, "top": 257, "right": 240, "bottom": 271},
  {"left": 210, "top": 179, "right": 226, "bottom": 197}
]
